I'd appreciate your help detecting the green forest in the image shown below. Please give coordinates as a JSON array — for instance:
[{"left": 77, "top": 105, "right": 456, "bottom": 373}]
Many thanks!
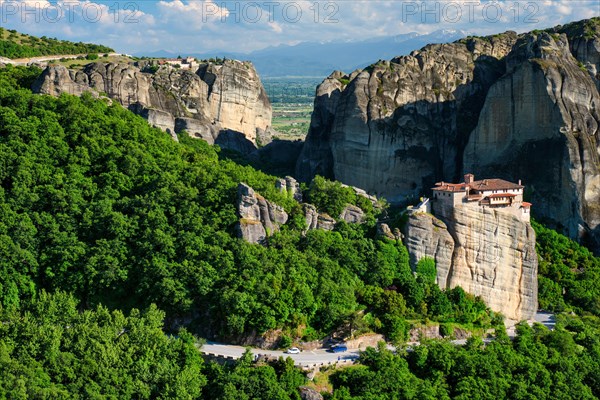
[
  {"left": 0, "top": 64, "right": 599, "bottom": 398},
  {"left": 0, "top": 28, "right": 113, "bottom": 59}
]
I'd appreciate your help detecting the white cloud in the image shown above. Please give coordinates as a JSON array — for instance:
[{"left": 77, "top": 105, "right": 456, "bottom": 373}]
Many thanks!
[
  {"left": 0, "top": 0, "right": 597, "bottom": 55},
  {"left": 268, "top": 21, "right": 283, "bottom": 33},
  {"left": 157, "top": 0, "right": 229, "bottom": 26}
]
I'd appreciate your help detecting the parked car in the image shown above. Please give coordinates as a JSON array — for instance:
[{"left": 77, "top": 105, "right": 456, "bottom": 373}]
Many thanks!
[
  {"left": 328, "top": 344, "right": 348, "bottom": 353},
  {"left": 285, "top": 347, "right": 300, "bottom": 354}
]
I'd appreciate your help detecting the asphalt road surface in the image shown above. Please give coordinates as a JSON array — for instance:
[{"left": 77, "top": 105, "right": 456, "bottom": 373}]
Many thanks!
[
  {"left": 201, "top": 311, "right": 556, "bottom": 368},
  {"left": 201, "top": 342, "right": 359, "bottom": 367}
]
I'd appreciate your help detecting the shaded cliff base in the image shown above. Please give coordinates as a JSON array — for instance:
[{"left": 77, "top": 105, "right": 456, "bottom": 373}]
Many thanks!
[{"left": 220, "top": 139, "right": 305, "bottom": 178}]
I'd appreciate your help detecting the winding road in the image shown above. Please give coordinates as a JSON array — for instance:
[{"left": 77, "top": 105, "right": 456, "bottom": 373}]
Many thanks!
[
  {"left": 199, "top": 312, "right": 556, "bottom": 368},
  {"left": 200, "top": 342, "right": 360, "bottom": 368}
]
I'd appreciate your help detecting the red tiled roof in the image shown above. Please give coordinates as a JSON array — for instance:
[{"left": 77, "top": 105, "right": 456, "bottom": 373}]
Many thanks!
[
  {"left": 433, "top": 178, "right": 523, "bottom": 193},
  {"left": 432, "top": 183, "right": 468, "bottom": 192},
  {"left": 469, "top": 179, "right": 523, "bottom": 191},
  {"left": 487, "top": 193, "right": 517, "bottom": 199},
  {"left": 522, "top": 202, "right": 532, "bottom": 208},
  {"left": 466, "top": 194, "right": 483, "bottom": 201}
]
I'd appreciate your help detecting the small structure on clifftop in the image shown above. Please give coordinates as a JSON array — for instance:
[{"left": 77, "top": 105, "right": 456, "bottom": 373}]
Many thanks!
[
  {"left": 402, "top": 173, "right": 538, "bottom": 321},
  {"left": 432, "top": 174, "right": 531, "bottom": 222}
]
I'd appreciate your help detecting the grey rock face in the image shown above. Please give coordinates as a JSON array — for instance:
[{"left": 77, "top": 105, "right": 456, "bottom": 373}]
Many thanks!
[
  {"left": 339, "top": 204, "right": 365, "bottom": 223},
  {"left": 377, "top": 223, "right": 402, "bottom": 241},
  {"left": 550, "top": 19, "right": 600, "bottom": 91},
  {"left": 296, "top": 71, "right": 345, "bottom": 181},
  {"left": 175, "top": 117, "right": 218, "bottom": 144},
  {"left": 299, "top": 387, "right": 324, "bottom": 400},
  {"left": 255, "top": 127, "right": 274, "bottom": 147},
  {"left": 235, "top": 180, "right": 375, "bottom": 243},
  {"left": 198, "top": 61, "right": 272, "bottom": 144},
  {"left": 464, "top": 31, "right": 600, "bottom": 251},
  {"left": 276, "top": 176, "right": 303, "bottom": 202},
  {"left": 33, "top": 60, "right": 272, "bottom": 153},
  {"left": 303, "top": 204, "right": 335, "bottom": 231},
  {"left": 130, "top": 105, "right": 177, "bottom": 140},
  {"left": 236, "top": 183, "right": 288, "bottom": 244},
  {"left": 403, "top": 213, "right": 454, "bottom": 288},
  {"left": 403, "top": 207, "right": 538, "bottom": 321},
  {"left": 297, "top": 33, "right": 516, "bottom": 202},
  {"left": 298, "top": 18, "right": 600, "bottom": 251}
]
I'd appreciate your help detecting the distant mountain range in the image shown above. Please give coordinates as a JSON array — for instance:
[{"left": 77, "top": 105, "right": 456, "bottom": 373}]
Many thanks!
[{"left": 139, "top": 29, "right": 472, "bottom": 77}]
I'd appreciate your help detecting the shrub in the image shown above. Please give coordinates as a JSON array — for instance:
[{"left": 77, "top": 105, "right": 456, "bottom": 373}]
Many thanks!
[
  {"left": 279, "top": 335, "right": 293, "bottom": 349},
  {"left": 439, "top": 323, "right": 453, "bottom": 338},
  {"left": 416, "top": 257, "right": 436, "bottom": 284},
  {"left": 307, "top": 175, "right": 356, "bottom": 217}
]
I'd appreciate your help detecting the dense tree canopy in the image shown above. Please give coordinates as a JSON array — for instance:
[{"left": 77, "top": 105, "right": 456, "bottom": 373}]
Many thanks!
[
  {"left": 1, "top": 64, "right": 600, "bottom": 399},
  {"left": 0, "top": 291, "right": 310, "bottom": 399},
  {"left": 533, "top": 220, "right": 600, "bottom": 315},
  {"left": 329, "top": 314, "right": 600, "bottom": 399},
  {"left": 0, "top": 65, "right": 496, "bottom": 342},
  {"left": 0, "top": 28, "right": 113, "bottom": 59}
]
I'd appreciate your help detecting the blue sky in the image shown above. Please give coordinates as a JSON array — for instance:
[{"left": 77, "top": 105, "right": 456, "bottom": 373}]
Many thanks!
[{"left": 1, "top": 0, "right": 598, "bottom": 54}]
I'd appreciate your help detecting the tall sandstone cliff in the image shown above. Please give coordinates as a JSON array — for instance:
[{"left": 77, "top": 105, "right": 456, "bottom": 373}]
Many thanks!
[
  {"left": 403, "top": 207, "right": 538, "bottom": 321},
  {"left": 298, "top": 18, "right": 600, "bottom": 252},
  {"left": 33, "top": 59, "right": 273, "bottom": 152}
]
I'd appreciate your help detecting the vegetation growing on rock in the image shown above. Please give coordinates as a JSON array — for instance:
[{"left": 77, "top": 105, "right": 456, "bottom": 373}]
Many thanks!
[
  {"left": 1, "top": 18, "right": 600, "bottom": 397},
  {"left": 533, "top": 220, "right": 600, "bottom": 315},
  {"left": 0, "top": 28, "right": 113, "bottom": 58},
  {"left": 0, "top": 66, "right": 496, "bottom": 343}
]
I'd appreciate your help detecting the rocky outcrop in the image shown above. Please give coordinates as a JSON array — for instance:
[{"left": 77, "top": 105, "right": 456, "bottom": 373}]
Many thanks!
[
  {"left": 235, "top": 180, "right": 376, "bottom": 243},
  {"left": 377, "top": 223, "right": 402, "bottom": 241},
  {"left": 403, "top": 213, "right": 454, "bottom": 288},
  {"left": 303, "top": 204, "right": 336, "bottom": 231},
  {"left": 344, "top": 333, "right": 385, "bottom": 350},
  {"left": 297, "top": 33, "right": 516, "bottom": 202},
  {"left": 236, "top": 183, "right": 288, "bottom": 244},
  {"left": 298, "top": 18, "right": 600, "bottom": 252},
  {"left": 299, "top": 387, "right": 324, "bottom": 400},
  {"left": 33, "top": 59, "right": 272, "bottom": 152},
  {"left": 276, "top": 176, "right": 303, "bottom": 202},
  {"left": 296, "top": 71, "right": 345, "bottom": 181},
  {"left": 407, "top": 325, "right": 472, "bottom": 341},
  {"left": 174, "top": 117, "right": 218, "bottom": 144},
  {"left": 130, "top": 104, "right": 177, "bottom": 140},
  {"left": 197, "top": 62, "right": 271, "bottom": 143},
  {"left": 550, "top": 19, "right": 600, "bottom": 91},
  {"left": 464, "top": 30, "right": 600, "bottom": 251},
  {"left": 403, "top": 206, "right": 538, "bottom": 321},
  {"left": 339, "top": 204, "right": 365, "bottom": 224}
]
